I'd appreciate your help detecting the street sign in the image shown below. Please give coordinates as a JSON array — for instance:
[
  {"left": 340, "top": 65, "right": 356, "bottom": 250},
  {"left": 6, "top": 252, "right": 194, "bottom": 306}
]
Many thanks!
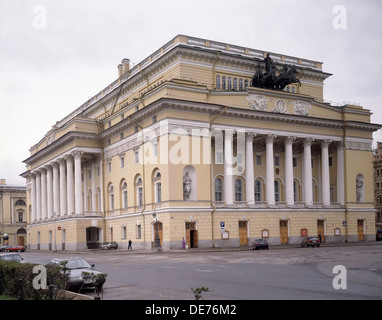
[{"left": 220, "top": 221, "right": 225, "bottom": 233}]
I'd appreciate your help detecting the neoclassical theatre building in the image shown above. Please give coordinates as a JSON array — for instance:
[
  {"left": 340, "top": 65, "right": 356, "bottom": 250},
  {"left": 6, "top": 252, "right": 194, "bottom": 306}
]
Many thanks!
[{"left": 22, "top": 35, "right": 381, "bottom": 251}]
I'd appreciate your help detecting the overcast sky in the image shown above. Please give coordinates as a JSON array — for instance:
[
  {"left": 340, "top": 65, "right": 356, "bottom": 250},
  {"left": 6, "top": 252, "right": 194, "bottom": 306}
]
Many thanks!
[{"left": 1, "top": 0, "right": 381, "bottom": 185}]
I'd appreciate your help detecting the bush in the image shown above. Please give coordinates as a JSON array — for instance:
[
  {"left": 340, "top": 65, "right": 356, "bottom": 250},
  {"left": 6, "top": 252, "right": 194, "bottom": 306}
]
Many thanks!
[{"left": 0, "top": 261, "right": 64, "bottom": 300}]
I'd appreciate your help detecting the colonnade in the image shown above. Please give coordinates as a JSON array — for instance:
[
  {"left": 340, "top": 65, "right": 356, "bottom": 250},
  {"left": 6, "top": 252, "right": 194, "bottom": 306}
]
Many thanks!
[
  {"left": 223, "top": 132, "right": 345, "bottom": 207},
  {"left": 29, "top": 151, "right": 101, "bottom": 223}
]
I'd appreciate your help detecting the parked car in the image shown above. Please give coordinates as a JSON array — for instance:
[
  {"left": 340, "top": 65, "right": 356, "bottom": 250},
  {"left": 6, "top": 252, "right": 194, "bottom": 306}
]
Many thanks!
[
  {"left": 48, "top": 257, "right": 107, "bottom": 291},
  {"left": 251, "top": 238, "right": 269, "bottom": 250},
  {"left": 100, "top": 241, "right": 118, "bottom": 250},
  {"left": 2, "top": 245, "right": 26, "bottom": 252},
  {"left": 301, "top": 237, "right": 320, "bottom": 248},
  {"left": 0, "top": 253, "right": 26, "bottom": 263},
  {"left": 376, "top": 229, "right": 382, "bottom": 241}
]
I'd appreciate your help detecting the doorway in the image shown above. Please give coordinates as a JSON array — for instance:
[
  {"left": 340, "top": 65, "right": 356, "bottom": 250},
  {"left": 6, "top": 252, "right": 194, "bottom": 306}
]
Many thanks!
[
  {"left": 279, "top": 220, "right": 289, "bottom": 244},
  {"left": 153, "top": 221, "right": 163, "bottom": 248},
  {"left": 357, "top": 219, "right": 364, "bottom": 241},
  {"left": 239, "top": 220, "right": 248, "bottom": 246},
  {"left": 317, "top": 220, "right": 325, "bottom": 243},
  {"left": 185, "top": 222, "right": 198, "bottom": 248}
]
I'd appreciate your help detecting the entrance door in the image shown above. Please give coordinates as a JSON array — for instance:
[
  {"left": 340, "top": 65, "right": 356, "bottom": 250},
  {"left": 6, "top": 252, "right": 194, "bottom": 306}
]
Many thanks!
[
  {"left": 317, "top": 220, "right": 325, "bottom": 243},
  {"left": 357, "top": 220, "right": 364, "bottom": 241},
  {"left": 186, "top": 222, "right": 198, "bottom": 248},
  {"left": 239, "top": 221, "right": 248, "bottom": 246},
  {"left": 153, "top": 222, "right": 163, "bottom": 247},
  {"left": 280, "top": 220, "right": 288, "bottom": 244}
]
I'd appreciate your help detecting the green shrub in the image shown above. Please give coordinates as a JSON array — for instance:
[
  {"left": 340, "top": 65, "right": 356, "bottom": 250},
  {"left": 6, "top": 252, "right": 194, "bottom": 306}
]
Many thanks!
[{"left": 0, "top": 261, "right": 64, "bottom": 300}]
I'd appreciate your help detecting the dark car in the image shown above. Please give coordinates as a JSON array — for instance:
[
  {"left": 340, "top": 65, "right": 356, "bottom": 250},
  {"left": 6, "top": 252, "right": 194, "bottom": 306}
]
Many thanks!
[
  {"left": 376, "top": 229, "right": 382, "bottom": 241},
  {"left": 49, "top": 258, "right": 107, "bottom": 291},
  {"left": 0, "top": 253, "right": 26, "bottom": 263},
  {"left": 2, "top": 245, "right": 26, "bottom": 252},
  {"left": 100, "top": 241, "right": 118, "bottom": 250},
  {"left": 251, "top": 238, "right": 269, "bottom": 250},
  {"left": 301, "top": 236, "right": 320, "bottom": 248}
]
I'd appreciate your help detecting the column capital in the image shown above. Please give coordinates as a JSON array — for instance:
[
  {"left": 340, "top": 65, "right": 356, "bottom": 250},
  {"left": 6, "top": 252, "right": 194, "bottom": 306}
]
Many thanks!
[
  {"left": 245, "top": 132, "right": 257, "bottom": 143},
  {"left": 303, "top": 137, "right": 315, "bottom": 147},
  {"left": 321, "top": 139, "right": 332, "bottom": 149},
  {"left": 73, "top": 151, "right": 84, "bottom": 160},
  {"left": 265, "top": 134, "right": 277, "bottom": 144},
  {"left": 64, "top": 154, "right": 73, "bottom": 162},
  {"left": 284, "top": 136, "right": 296, "bottom": 145},
  {"left": 336, "top": 141, "right": 344, "bottom": 150}
]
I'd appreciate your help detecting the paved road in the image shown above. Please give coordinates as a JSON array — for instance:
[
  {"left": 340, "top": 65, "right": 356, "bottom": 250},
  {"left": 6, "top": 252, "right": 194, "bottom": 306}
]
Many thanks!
[{"left": 21, "top": 242, "right": 382, "bottom": 300}]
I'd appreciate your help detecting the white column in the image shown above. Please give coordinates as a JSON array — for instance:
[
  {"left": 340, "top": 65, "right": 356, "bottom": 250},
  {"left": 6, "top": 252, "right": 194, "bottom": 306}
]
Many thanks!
[
  {"left": 336, "top": 142, "right": 345, "bottom": 205},
  {"left": 245, "top": 133, "right": 255, "bottom": 205},
  {"left": 91, "top": 160, "right": 97, "bottom": 213},
  {"left": 59, "top": 158, "right": 67, "bottom": 216},
  {"left": 224, "top": 130, "right": 234, "bottom": 205},
  {"left": 265, "top": 135, "right": 276, "bottom": 206},
  {"left": 303, "top": 138, "right": 314, "bottom": 206},
  {"left": 31, "top": 174, "right": 36, "bottom": 223},
  {"left": 65, "top": 155, "right": 74, "bottom": 215},
  {"left": 46, "top": 165, "right": 53, "bottom": 219},
  {"left": 52, "top": 162, "right": 60, "bottom": 217},
  {"left": 284, "top": 136, "right": 295, "bottom": 206},
  {"left": 41, "top": 168, "right": 47, "bottom": 220},
  {"left": 35, "top": 171, "right": 41, "bottom": 221},
  {"left": 74, "top": 151, "right": 83, "bottom": 215},
  {"left": 321, "top": 140, "right": 331, "bottom": 206}
]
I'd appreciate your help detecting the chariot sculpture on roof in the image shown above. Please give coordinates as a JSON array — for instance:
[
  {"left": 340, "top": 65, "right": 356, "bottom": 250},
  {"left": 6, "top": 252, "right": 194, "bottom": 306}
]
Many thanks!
[{"left": 251, "top": 53, "right": 301, "bottom": 91}]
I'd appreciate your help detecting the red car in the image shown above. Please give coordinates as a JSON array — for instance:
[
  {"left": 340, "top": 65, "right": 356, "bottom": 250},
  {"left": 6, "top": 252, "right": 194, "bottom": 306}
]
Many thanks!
[
  {"left": 301, "top": 237, "right": 320, "bottom": 248},
  {"left": 3, "top": 245, "right": 26, "bottom": 252}
]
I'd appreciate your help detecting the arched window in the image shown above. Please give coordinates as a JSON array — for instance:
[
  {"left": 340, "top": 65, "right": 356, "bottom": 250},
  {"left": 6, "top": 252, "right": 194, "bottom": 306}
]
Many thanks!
[
  {"left": 255, "top": 179, "right": 263, "bottom": 202},
  {"left": 216, "top": 75, "right": 221, "bottom": 89},
  {"left": 15, "top": 200, "right": 26, "bottom": 206},
  {"left": 222, "top": 76, "right": 226, "bottom": 90},
  {"left": 239, "top": 78, "right": 243, "bottom": 90},
  {"left": 215, "top": 177, "right": 223, "bottom": 202},
  {"left": 233, "top": 78, "right": 237, "bottom": 90},
  {"left": 153, "top": 170, "right": 162, "bottom": 203},
  {"left": 108, "top": 184, "right": 114, "bottom": 211},
  {"left": 121, "top": 181, "right": 128, "bottom": 209},
  {"left": 235, "top": 178, "right": 243, "bottom": 202},
  {"left": 135, "top": 176, "right": 143, "bottom": 207},
  {"left": 228, "top": 77, "right": 232, "bottom": 90}
]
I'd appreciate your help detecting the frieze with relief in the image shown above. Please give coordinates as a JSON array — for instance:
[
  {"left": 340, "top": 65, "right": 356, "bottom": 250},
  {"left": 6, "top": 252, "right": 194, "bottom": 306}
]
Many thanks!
[{"left": 247, "top": 94, "right": 312, "bottom": 116}]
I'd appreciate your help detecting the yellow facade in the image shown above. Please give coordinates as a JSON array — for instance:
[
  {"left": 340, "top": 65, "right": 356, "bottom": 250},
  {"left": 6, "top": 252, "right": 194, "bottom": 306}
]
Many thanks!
[
  {"left": 0, "top": 180, "right": 27, "bottom": 247},
  {"left": 22, "top": 35, "right": 381, "bottom": 250}
]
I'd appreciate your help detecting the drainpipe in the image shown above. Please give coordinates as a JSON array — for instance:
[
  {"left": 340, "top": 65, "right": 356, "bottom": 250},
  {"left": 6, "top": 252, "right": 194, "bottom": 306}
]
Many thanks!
[
  {"left": 342, "top": 107, "right": 349, "bottom": 242},
  {"left": 209, "top": 106, "right": 227, "bottom": 247}
]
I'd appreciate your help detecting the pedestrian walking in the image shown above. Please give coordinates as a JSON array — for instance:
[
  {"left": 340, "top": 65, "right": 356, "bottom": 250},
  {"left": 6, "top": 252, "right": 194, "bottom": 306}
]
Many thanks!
[
  {"left": 182, "top": 237, "right": 186, "bottom": 249},
  {"left": 128, "top": 239, "right": 132, "bottom": 250}
]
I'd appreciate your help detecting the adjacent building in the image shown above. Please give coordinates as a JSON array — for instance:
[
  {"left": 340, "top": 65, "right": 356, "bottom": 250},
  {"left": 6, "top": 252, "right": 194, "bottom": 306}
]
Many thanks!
[
  {"left": 21, "top": 35, "right": 381, "bottom": 251},
  {"left": 374, "top": 142, "right": 382, "bottom": 230},
  {"left": 0, "top": 179, "right": 27, "bottom": 247}
]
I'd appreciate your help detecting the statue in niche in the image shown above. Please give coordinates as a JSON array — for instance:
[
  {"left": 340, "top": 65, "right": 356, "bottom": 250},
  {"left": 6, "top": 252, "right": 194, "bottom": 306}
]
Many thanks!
[
  {"left": 183, "top": 172, "right": 192, "bottom": 200},
  {"left": 356, "top": 174, "right": 364, "bottom": 203}
]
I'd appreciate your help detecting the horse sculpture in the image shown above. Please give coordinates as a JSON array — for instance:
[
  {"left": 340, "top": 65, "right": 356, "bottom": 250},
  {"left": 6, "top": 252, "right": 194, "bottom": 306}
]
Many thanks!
[{"left": 251, "top": 54, "right": 302, "bottom": 91}]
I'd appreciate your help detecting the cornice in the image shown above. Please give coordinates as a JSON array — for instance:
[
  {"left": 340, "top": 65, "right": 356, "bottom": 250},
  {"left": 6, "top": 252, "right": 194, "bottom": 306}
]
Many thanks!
[{"left": 24, "top": 131, "right": 100, "bottom": 166}]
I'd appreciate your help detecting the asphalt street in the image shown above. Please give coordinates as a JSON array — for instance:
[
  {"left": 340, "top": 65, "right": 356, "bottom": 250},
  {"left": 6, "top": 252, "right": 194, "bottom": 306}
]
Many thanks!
[{"left": 20, "top": 242, "right": 382, "bottom": 300}]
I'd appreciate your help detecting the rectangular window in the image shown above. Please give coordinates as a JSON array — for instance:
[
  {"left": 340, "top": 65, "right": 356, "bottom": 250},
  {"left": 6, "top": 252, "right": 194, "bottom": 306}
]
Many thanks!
[
  {"left": 136, "top": 225, "right": 141, "bottom": 239},
  {"left": 135, "top": 150, "right": 140, "bottom": 164},
  {"left": 256, "top": 154, "right": 263, "bottom": 166},
  {"left": 293, "top": 157, "right": 298, "bottom": 168},
  {"left": 122, "top": 226, "right": 127, "bottom": 239}
]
